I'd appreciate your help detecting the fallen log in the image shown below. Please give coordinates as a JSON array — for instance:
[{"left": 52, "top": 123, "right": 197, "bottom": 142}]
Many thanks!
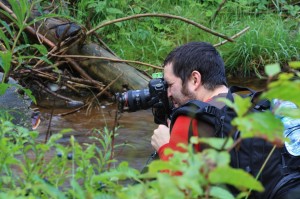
[{"left": 32, "top": 12, "right": 151, "bottom": 92}]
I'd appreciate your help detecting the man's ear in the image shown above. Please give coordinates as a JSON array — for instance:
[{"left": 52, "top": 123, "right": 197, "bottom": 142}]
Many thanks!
[{"left": 191, "top": 71, "right": 201, "bottom": 87}]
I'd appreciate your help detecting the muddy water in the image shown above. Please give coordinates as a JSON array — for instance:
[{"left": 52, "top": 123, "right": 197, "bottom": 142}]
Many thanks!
[
  {"left": 35, "top": 103, "right": 157, "bottom": 171},
  {"left": 35, "top": 78, "right": 267, "bottom": 171}
]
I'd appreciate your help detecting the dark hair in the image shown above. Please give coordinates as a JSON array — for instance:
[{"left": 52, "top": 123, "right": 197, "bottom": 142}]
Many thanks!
[{"left": 163, "top": 42, "right": 227, "bottom": 90}]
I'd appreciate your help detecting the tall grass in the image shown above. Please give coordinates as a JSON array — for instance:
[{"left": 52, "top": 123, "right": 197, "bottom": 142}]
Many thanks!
[
  {"left": 219, "top": 15, "right": 300, "bottom": 77},
  {"left": 69, "top": 0, "right": 299, "bottom": 77}
]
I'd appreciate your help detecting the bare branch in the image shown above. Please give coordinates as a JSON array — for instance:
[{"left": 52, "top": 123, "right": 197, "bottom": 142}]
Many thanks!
[
  {"left": 52, "top": 54, "right": 163, "bottom": 70},
  {"left": 214, "top": 26, "right": 250, "bottom": 47},
  {"left": 87, "top": 13, "right": 234, "bottom": 42},
  {"left": 210, "top": 0, "right": 228, "bottom": 23}
]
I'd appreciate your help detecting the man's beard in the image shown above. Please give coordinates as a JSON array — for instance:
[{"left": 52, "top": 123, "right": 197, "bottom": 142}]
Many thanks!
[{"left": 180, "top": 83, "right": 197, "bottom": 104}]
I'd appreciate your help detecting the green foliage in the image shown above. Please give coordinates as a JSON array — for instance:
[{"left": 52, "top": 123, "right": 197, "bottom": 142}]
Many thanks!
[
  {"left": 0, "top": 112, "right": 134, "bottom": 198},
  {"left": 67, "top": 0, "right": 300, "bottom": 76},
  {"left": 1, "top": 0, "right": 300, "bottom": 198},
  {"left": 0, "top": 0, "right": 54, "bottom": 102},
  {"left": 1, "top": 65, "right": 300, "bottom": 198}
]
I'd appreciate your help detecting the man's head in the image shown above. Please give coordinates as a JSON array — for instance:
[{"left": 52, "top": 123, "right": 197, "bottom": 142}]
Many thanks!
[{"left": 163, "top": 42, "right": 227, "bottom": 107}]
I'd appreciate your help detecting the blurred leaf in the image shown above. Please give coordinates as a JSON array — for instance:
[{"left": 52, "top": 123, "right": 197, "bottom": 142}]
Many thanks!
[
  {"left": 59, "top": 128, "right": 74, "bottom": 134},
  {"left": 206, "top": 10, "right": 213, "bottom": 17},
  {"left": 47, "top": 134, "right": 63, "bottom": 145},
  {"left": 289, "top": 61, "right": 300, "bottom": 69},
  {"left": 265, "top": 63, "right": 281, "bottom": 77},
  {"left": 218, "top": 95, "right": 252, "bottom": 117},
  {"left": 157, "top": 174, "right": 186, "bottom": 199},
  {"left": 133, "top": 6, "right": 141, "bottom": 14},
  {"left": 203, "top": 149, "right": 230, "bottom": 167},
  {"left": 232, "top": 111, "right": 284, "bottom": 142},
  {"left": 209, "top": 186, "right": 235, "bottom": 199},
  {"left": 275, "top": 108, "right": 300, "bottom": 119},
  {"left": 195, "top": 137, "right": 234, "bottom": 150},
  {"left": 262, "top": 74, "right": 300, "bottom": 107},
  {"left": 106, "top": 8, "right": 124, "bottom": 15},
  {"left": 209, "top": 166, "right": 264, "bottom": 192},
  {"left": 147, "top": 159, "right": 181, "bottom": 174}
]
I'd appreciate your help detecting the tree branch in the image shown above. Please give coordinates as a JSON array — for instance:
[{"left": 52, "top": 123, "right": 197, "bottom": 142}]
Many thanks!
[
  {"left": 52, "top": 54, "right": 163, "bottom": 70},
  {"left": 87, "top": 13, "right": 234, "bottom": 42},
  {"left": 214, "top": 26, "right": 250, "bottom": 47}
]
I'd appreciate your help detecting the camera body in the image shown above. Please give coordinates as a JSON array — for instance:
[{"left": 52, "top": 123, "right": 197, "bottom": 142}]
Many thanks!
[{"left": 116, "top": 78, "right": 172, "bottom": 125}]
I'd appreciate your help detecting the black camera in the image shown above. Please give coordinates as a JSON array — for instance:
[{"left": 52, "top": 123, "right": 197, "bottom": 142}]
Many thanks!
[{"left": 116, "top": 78, "right": 172, "bottom": 125}]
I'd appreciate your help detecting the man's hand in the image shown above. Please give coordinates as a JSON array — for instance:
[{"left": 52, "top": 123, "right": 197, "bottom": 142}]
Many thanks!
[{"left": 151, "top": 124, "right": 170, "bottom": 151}]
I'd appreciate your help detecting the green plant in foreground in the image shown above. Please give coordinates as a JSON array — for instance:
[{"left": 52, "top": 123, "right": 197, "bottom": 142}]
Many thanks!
[{"left": 1, "top": 62, "right": 299, "bottom": 198}]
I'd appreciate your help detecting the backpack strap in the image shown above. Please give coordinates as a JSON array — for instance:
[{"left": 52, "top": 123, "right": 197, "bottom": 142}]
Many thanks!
[
  {"left": 170, "top": 100, "right": 218, "bottom": 130},
  {"left": 228, "top": 85, "right": 261, "bottom": 102},
  {"left": 267, "top": 172, "right": 300, "bottom": 199}
]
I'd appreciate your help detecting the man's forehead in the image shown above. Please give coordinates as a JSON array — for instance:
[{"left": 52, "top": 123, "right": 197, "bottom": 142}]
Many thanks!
[{"left": 163, "top": 63, "right": 173, "bottom": 74}]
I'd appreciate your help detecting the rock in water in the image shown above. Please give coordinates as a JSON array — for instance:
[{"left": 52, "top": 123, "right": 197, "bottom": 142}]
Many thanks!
[{"left": 0, "top": 73, "right": 38, "bottom": 129}]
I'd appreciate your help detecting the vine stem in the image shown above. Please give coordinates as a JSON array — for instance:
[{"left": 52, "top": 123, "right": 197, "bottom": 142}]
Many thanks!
[
  {"left": 87, "top": 13, "right": 234, "bottom": 42},
  {"left": 246, "top": 145, "right": 277, "bottom": 199}
]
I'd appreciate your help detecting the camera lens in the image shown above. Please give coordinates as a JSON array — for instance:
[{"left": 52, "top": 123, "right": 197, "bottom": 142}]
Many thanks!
[{"left": 123, "top": 89, "right": 151, "bottom": 111}]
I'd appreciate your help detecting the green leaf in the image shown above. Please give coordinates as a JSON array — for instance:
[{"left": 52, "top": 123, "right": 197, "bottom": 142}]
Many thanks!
[
  {"left": 203, "top": 149, "right": 231, "bottom": 167},
  {"left": 157, "top": 174, "right": 186, "bottom": 199},
  {"left": 133, "top": 6, "right": 142, "bottom": 14},
  {"left": 274, "top": 107, "right": 300, "bottom": 119},
  {"left": 13, "top": 44, "right": 30, "bottom": 53},
  {"left": 22, "top": 88, "right": 36, "bottom": 104},
  {"left": 218, "top": 95, "right": 251, "bottom": 117},
  {"left": 209, "top": 166, "right": 264, "bottom": 192},
  {"left": 147, "top": 159, "right": 181, "bottom": 174},
  {"left": 106, "top": 8, "right": 124, "bottom": 15},
  {"left": 32, "top": 44, "right": 48, "bottom": 55},
  {"left": 8, "top": 0, "right": 28, "bottom": 27},
  {"left": 209, "top": 186, "right": 235, "bottom": 199},
  {"left": 289, "top": 61, "right": 300, "bottom": 69},
  {"left": 0, "top": 83, "right": 10, "bottom": 95},
  {"left": 265, "top": 63, "right": 281, "bottom": 77},
  {"left": 47, "top": 134, "right": 63, "bottom": 144},
  {"left": 196, "top": 137, "right": 233, "bottom": 150},
  {"left": 232, "top": 111, "right": 284, "bottom": 142},
  {"left": 0, "top": 8, "right": 18, "bottom": 27},
  {"left": 0, "top": 20, "right": 13, "bottom": 41},
  {"left": 0, "top": 29, "right": 11, "bottom": 51},
  {"left": 0, "top": 51, "right": 12, "bottom": 74},
  {"left": 261, "top": 74, "right": 300, "bottom": 107},
  {"left": 233, "top": 95, "right": 252, "bottom": 117}
]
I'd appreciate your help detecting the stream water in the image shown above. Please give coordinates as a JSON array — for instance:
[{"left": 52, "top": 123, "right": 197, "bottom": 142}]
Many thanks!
[{"left": 34, "top": 78, "right": 267, "bottom": 172}]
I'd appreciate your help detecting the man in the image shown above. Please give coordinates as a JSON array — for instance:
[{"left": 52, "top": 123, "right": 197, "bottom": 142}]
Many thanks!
[
  {"left": 151, "top": 41, "right": 229, "bottom": 160},
  {"left": 149, "top": 41, "right": 300, "bottom": 199}
]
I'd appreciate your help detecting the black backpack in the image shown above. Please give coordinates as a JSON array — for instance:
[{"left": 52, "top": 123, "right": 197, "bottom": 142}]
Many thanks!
[{"left": 170, "top": 86, "right": 300, "bottom": 199}]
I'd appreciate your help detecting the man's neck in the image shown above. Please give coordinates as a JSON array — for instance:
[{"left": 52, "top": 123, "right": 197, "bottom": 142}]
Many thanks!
[{"left": 200, "top": 85, "right": 228, "bottom": 102}]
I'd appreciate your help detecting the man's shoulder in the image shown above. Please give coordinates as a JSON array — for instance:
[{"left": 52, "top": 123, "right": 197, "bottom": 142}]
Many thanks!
[{"left": 208, "top": 92, "right": 228, "bottom": 109}]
